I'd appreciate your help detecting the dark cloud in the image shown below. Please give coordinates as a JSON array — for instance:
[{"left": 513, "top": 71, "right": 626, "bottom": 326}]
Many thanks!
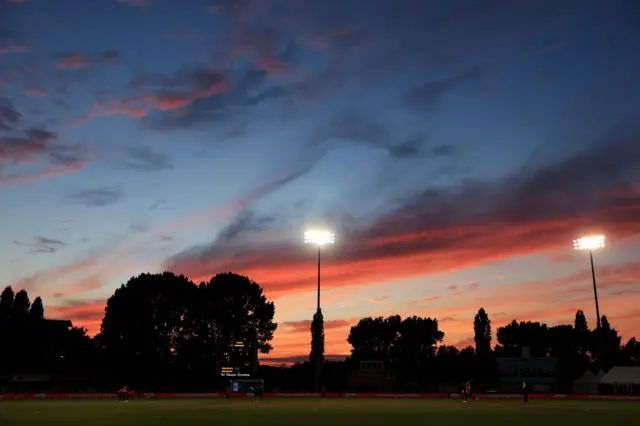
[
  {"left": 216, "top": 210, "right": 276, "bottom": 245},
  {"left": 130, "top": 221, "right": 149, "bottom": 233},
  {"left": 0, "top": 101, "right": 87, "bottom": 178},
  {"left": 0, "top": 27, "right": 28, "bottom": 55},
  {"left": 149, "top": 199, "right": 166, "bottom": 210},
  {"left": 309, "top": 113, "right": 455, "bottom": 160},
  {"left": 0, "top": 103, "right": 21, "bottom": 131},
  {"left": 58, "top": 50, "right": 120, "bottom": 70},
  {"left": 147, "top": 66, "right": 289, "bottom": 130},
  {"left": 47, "top": 143, "right": 85, "bottom": 167},
  {"left": 66, "top": 185, "right": 123, "bottom": 207},
  {"left": 123, "top": 145, "right": 172, "bottom": 171},
  {"left": 0, "top": 129, "right": 56, "bottom": 164},
  {"left": 14, "top": 236, "right": 67, "bottom": 254},
  {"left": 165, "top": 118, "right": 640, "bottom": 296},
  {"left": 402, "top": 69, "right": 483, "bottom": 111}
]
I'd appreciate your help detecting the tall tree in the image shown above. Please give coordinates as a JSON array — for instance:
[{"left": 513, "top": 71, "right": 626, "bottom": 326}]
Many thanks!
[
  {"left": 100, "top": 272, "right": 198, "bottom": 365},
  {"left": 496, "top": 320, "right": 549, "bottom": 357},
  {"left": 198, "top": 273, "right": 277, "bottom": 354},
  {"left": 0, "top": 286, "right": 14, "bottom": 319},
  {"left": 621, "top": 337, "right": 640, "bottom": 364},
  {"left": 347, "top": 316, "right": 393, "bottom": 361},
  {"left": 12, "top": 289, "right": 31, "bottom": 318},
  {"left": 473, "top": 308, "right": 492, "bottom": 359},
  {"left": 29, "top": 296, "right": 44, "bottom": 320},
  {"left": 573, "top": 310, "right": 591, "bottom": 356},
  {"left": 310, "top": 309, "right": 324, "bottom": 390},
  {"left": 348, "top": 315, "right": 444, "bottom": 381},
  {"left": 598, "top": 315, "right": 621, "bottom": 367},
  {"left": 310, "top": 310, "right": 324, "bottom": 365}
]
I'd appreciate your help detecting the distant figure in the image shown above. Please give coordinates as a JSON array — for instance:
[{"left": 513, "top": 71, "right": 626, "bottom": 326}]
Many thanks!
[
  {"left": 118, "top": 385, "right": 129, "bottom": 402},
  {"left": 522, "top": 381, "right": 528, "bottom": 402},
  {"left": 321, "top": 385, "right": 326, "bottom": 398},
  {"left": 461, "top": 383, "right": 468, "bottom": 403},
  {"left": 225, "top": 385, "right": 231, "bottom": 400}
]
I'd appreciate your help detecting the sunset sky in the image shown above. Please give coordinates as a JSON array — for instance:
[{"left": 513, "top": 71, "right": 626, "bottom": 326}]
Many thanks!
[{"left": 1, "top": 0, "right": 639, "bottom": 364}]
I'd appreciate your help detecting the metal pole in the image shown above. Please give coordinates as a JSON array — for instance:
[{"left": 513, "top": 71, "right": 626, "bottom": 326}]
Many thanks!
[
  {"left": 317, "top": 246, "right": 321, "bottom": 311},
  {"left": 590, "top": 249, "right": 601, "bottom": 330},
  {"left": 315, "top": 246, "right": 321, "bottom": 393}
]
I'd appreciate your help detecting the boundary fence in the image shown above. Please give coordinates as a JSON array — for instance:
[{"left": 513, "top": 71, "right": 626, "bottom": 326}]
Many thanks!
[{"left": 1, "top": 392, "right": 639, "bottom": 400}]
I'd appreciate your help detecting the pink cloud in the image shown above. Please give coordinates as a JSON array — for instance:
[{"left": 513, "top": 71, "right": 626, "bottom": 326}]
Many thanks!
[
  {"left": 25, "top": 88, "right": 46, "bottom": 97},
  {"left": 58, "top": 54, "right": 89, "bottom": 70},
  {"left": 0, "top": 43, "right": 29, "bottom": 54}
]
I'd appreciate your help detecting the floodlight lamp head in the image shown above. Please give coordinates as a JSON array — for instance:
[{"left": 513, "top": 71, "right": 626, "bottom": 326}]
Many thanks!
[
  {"left": 304, "top": 230, "right": 335, "bottom": 246},
  {"left": 573, "top": 235, "right": 605, "bottom": 251}
]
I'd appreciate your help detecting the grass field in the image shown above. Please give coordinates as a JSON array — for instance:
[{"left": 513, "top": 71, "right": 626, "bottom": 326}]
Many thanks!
[{"left": 1, "top": 398, "right": 638, "bottom": 426}]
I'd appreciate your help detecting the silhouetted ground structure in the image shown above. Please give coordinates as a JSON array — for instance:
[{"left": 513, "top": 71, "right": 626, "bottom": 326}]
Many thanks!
[{"left": 599, "top": 367, "right": 640, "bottom": 396}]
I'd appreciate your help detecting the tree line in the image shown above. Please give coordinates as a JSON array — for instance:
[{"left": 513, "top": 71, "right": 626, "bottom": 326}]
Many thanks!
[{"left": 1, "top": 271, "right": 639, "bottom": 392}]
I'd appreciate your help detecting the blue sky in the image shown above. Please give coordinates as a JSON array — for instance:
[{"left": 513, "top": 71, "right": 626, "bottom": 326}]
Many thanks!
[{"left": 1, "top": 0, "right": 639, "bottom": 363}]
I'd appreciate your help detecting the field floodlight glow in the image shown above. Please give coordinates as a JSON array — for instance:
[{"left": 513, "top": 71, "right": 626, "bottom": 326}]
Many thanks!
[
  {"left": 304, "top": 230, "right": 335, "bottom": 246},
  {"left": 573, "top": 235, "right": 605, "bottom": 251}
]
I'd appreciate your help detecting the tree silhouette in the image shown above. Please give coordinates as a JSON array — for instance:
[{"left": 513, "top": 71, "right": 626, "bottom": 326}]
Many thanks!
[
  {"left": 599, "top": 315, "right": 621, "bottom": 368},
  {"left": 100, "top": 272, "right": 197, "bottom": 364},
  {"left": 573, "top": 310, "right": 591, "bottom": 356},
  {"left": 348, "top": 315, "right": 444, "bottom": 384},
  {"left": 201, "top": 272, "right": 277, "bottom": 354},
  {"left": 473, "top": 308, "right": 491, "bottom": 359},
  {"left": 310, "top": 309, "right": 324, "bottom": 390},
  {"left": 347, "top": 316, "right": 398, "bottom": 362},
  {"left": 29, "top": 296, "right": 44, "bottom": 320},
  {"left": 12, "top": 289, "right": 31, "bottom": 319},
  {"left": 621, "top": 337, "right": 640, "bottom": 365},
  {"left": 496, "top": 320, "right": 549, "bottom": 357},
  {"left": 0, "top": 286, "right": 14, "bottom": 319}
]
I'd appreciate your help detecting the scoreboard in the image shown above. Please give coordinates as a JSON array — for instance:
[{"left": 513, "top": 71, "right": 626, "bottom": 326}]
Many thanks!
[{"left": 219, "top": 340, "right": 254, "bottom": 377}]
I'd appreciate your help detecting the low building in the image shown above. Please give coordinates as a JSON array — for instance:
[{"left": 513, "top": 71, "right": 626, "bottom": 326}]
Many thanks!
[
  {"left": 571, "top": 369, "right": 604, "bottom": 395},
  {"left": 497, "top": 347, "right": 557, "bottom": 393},
  {"left": 348, "top": 360, "right": 395, "bottom": 392},
  {"left": 599, "top": 366, "right": 640, "bottom": 396}
]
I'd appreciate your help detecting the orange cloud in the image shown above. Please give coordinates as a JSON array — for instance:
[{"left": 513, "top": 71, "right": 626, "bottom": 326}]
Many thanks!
[
  {"left": 168, "top": 200, "right": 640, "bottom": 301},
  {"left": 58, "top": 51, "right": 119, "bottom": 70},
  {"left": 58, "top": 54, "right": 89, "bottom": 69},
  {"left": 48, "top": 299, "right": 106, "bottom": 335},
  {"left": 25, "top": 88, "right": 46, "bottom": 97},
  {"left": 0, "top": 44, "right": 28, "bottom": 54},
  {"left": 281, "top": 318, "right": 353, "bottom": 333},
  {"left": 0, "top": 162, "right": 84, "bottom": 187},
  {"left": 92, "top": 68, "right": 227, "bottom": 119},
  {"left": 263, "top": 259, "right": 640, "bottom": 359}
]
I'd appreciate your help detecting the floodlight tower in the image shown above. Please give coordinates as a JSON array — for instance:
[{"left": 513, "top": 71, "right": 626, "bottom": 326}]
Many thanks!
[
  {"left": 573, "top": 235, "right": 605, "bottom": 330},
  {"left": 304, "top": 229, "right": 335, "bottom": 393},
  {"left": 304, "top": 230, "right": 336, "bottom": 312}
]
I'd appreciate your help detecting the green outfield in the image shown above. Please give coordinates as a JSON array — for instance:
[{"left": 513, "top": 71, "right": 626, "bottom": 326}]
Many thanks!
[{"left": 1, "top": 398, "right": 638, "bottom": 426}]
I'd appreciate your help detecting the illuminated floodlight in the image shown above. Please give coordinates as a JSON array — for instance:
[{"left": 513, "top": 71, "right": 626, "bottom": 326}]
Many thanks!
[
  {"left": 573, "top": 235, "right": 605, "bottom": 251},
  {"left": 304, "top": 230, "right": 335, "bottom": 246}
]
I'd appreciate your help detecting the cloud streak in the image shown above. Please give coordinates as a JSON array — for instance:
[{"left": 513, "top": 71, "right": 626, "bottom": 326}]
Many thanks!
[
  {"left": 165, "top": 119, "right": 640, "bottom": 298},
  {"left": 65, "top": 185, "right": 123, "bottom": 207}
]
